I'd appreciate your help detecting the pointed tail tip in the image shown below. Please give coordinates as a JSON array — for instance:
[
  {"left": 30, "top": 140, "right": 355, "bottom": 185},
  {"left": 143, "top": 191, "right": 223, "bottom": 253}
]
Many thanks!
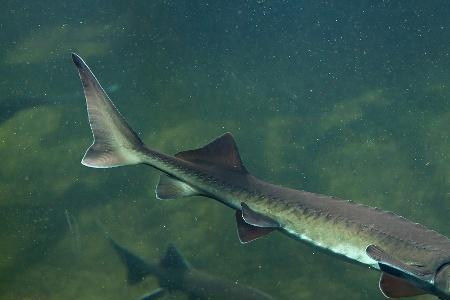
[{"left": 71, "top": 52, "right": 84, "bottom": 69}]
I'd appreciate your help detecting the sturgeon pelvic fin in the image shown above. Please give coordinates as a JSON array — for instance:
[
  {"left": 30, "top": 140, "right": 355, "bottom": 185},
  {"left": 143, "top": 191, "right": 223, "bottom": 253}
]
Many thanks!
[
  {"left": 72, "top": 53, "right": 145, "bottom": 168},
  {"left": 175, "top": 133, "right": 248, "bottom": 173}
]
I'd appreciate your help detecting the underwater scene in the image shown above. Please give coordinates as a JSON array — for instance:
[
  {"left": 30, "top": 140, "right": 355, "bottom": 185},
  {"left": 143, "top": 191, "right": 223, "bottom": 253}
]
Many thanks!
[{"left": 1, "top": 1, "right": 450, "bottom": 299}]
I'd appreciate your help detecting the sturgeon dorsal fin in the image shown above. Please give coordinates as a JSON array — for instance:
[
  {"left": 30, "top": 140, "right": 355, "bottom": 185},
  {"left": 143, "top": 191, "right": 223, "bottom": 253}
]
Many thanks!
[
  {"left": 235, "top": 210, "right": 275, "bottom": 243},
  {"left": 175, "top": 133, "right": 248, "bottom": 173},
  {"left": 379, "top": 272, "right": 426, "bottom": 298},
  {"left": 160, "top": 244, "right": 190, "bottom": 271}
]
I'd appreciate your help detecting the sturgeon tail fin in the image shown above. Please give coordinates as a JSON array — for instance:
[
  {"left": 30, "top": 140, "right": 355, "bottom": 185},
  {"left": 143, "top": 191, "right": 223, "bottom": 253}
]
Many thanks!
[
  {"left": 109, "top": 239, "right": 190, "bottom": 286},
  {"left": 72, "top": 53, "right": 145, "bottom": 168},
  {"left": 109, "top": 238, "right": 153, "bottom": 284}
]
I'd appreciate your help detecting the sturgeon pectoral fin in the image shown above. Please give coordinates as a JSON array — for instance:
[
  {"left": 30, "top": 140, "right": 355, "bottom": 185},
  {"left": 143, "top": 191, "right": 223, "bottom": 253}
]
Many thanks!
[
  {"left": 366, "top": 244, "right": 434, "bottom": 296},
  {"left": 366, "top": 244, "right": 426, "bottom": 277},
  {"left": 155, "top": 174, "right": 202, "bottom": 200},
  {"left": 379, "top": 273, "right": 426, "bottom": 298},
  {"left": 241, "top": 203, "right": 280, "bottom": 228},
  {"left": 235, "top": 210, "right": 275, "bottom": 243}
]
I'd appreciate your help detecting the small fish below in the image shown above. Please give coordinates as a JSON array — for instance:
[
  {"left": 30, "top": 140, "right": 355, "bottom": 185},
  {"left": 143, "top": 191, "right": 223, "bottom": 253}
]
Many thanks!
[
  {"left": 108, "top": 238, "right": 275, "bottom": 300},
  {"left": 72, "top": 53, "right": 450, "bottom": 300},
  {"left": 64, "top": 208, "right": 81, "bottom": 256}
]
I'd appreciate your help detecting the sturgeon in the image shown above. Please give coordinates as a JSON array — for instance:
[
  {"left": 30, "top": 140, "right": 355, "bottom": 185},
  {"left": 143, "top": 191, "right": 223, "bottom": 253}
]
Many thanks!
[
  {"left": 72, "top": 53, "right": 450, "bottom": 299},
  {"left": 108, "top": 238, "right": 275, "bottom": 300}
]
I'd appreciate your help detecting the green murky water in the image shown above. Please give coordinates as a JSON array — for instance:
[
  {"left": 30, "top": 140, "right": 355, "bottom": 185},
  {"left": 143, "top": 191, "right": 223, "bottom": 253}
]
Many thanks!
[{"left": 1, "top": 1, "right": 449, "bottom": 299}]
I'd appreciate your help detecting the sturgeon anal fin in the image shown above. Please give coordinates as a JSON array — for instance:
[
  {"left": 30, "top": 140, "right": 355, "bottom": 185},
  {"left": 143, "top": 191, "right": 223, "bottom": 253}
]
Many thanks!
[
  {"left": 109, "top": 238, "right": 151, "bottom": 284},
  {"left": 175, "top": 133, "right": 248, "bottom": 173},
  {"left": 366, "top": 244, "right": 426, "bottom": 277},
  {"left": 379, "top": 273, "right": 426, "bottom": 298},
  {"left": 241, "top": 203, "right": 279, "bottom": 228},
  {"left": 156, "top": 174, "right": 202, "bottom": 200},
  {"left": 235, "top": 210, "right": 275, "bottom": 243},
  {"left": 137, "top": 288, "right": 166, "bottom": 300}
]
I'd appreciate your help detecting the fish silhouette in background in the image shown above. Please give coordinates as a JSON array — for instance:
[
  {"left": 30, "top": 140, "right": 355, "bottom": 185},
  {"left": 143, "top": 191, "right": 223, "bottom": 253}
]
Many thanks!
[
  {"left": 72, "top": 53, "right": 450, "bottom": 300},
  {"left": 109, "top": 238, "right": 275, "bottom": 300}
]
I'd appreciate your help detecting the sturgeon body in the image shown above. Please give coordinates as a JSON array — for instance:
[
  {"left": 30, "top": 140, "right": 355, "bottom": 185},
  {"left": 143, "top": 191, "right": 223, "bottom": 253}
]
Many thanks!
[
  {"left": 108, "top": 239, "right": 274, "bottom": 300},
  {"left": 72, "top": 53, "right": 450, "bottom": 299}
]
